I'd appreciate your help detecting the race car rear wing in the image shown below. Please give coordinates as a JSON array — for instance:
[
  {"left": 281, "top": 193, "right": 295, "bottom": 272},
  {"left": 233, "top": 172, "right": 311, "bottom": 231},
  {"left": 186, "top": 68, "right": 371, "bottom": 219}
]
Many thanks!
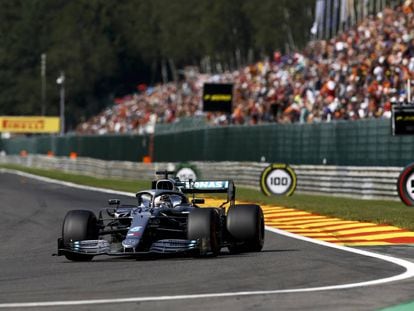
[{"left": 180, "top": 180, "right": 235, "bottom": 206}]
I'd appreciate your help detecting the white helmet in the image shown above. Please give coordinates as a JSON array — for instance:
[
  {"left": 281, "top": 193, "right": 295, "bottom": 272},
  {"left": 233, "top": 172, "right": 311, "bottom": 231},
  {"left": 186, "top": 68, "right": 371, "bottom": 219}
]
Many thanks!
[{"left": 154, "top": 194, "right": 173, "bottom": 208}]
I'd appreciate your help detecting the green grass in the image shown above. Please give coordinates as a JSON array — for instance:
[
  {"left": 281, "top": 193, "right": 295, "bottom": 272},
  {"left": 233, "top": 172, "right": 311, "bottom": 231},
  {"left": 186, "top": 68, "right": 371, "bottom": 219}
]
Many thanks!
[
  {"left": 0, "top": 164, "right": 149, "bottom": 193},
  {"left": 2, "top": 163, "right": 414, "bottom": 231},
  {"left": 237, "top": 187, "right": 414, "bottom": 230}
]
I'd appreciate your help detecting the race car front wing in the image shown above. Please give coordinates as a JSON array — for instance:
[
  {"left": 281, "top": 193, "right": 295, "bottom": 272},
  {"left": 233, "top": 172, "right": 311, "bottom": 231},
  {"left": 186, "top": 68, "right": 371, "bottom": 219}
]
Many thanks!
[{"left": 56, "top": 238, "right": 199, "bottom": 257}]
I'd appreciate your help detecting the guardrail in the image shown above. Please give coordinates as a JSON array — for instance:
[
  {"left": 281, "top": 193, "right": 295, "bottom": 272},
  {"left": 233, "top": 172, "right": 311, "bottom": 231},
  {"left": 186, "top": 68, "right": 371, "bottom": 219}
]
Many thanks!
[{"left": 0, "top": 155, "right": 402, "bottom": 201}]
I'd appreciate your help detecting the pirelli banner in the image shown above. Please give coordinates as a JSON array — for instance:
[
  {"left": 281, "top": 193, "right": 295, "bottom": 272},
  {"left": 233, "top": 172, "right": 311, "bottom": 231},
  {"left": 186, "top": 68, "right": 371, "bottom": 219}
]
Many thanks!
[
  {"left": 0, "top": 116, "right": 60, "bottom": 133},
  {"left": 203, "top": 83, "right": 233, "bottom": 113}
]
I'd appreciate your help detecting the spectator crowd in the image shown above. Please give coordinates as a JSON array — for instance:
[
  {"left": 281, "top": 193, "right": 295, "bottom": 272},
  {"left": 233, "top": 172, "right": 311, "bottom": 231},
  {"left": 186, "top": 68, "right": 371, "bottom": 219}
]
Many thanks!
[{"left": 77, "top": 1, "right": 414, "bottom": 134}]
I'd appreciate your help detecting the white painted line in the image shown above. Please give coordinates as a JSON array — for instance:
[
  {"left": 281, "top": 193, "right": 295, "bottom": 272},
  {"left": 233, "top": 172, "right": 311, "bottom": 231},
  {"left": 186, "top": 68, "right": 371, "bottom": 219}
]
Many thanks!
[
  {"left": 1, "top": 168, "right": 414, "bottom": 308},
  {"left": 0, "top": 168, "right": 135, "bottom": 198}
]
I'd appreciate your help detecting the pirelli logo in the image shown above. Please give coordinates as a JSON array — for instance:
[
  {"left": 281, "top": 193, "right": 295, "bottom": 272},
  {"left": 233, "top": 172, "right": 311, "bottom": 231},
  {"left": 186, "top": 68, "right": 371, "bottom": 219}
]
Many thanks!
[
  {"left": 203, "top": 94, "right": 232, "bottom": 102},
  {"left": 0, "top": 116, "right": 60, "bottom": 133},
  {"left": 202, "top": 83, "right": 233, "bottom": 113},
  {"left": 3, "top": 119, "right": 45, "bottom": 130}
]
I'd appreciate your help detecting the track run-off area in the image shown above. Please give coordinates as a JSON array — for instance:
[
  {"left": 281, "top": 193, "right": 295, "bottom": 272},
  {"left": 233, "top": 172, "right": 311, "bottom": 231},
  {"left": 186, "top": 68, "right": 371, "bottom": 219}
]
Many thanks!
[
  {"left": 206, "top": 199, "right": 414, "bottom": 247},
  {"left": 1, "top": 169, "right": 414, "bottom": 310}
]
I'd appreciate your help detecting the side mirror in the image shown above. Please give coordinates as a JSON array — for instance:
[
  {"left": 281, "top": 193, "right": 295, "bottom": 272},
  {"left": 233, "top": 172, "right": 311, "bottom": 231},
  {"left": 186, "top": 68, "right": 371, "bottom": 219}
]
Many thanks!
[
  {"left": 108, "top": 199, "right": 120, "bottom": 206},
  {"left": 192, "top": 198, "right": 205, "bottom": 205}
]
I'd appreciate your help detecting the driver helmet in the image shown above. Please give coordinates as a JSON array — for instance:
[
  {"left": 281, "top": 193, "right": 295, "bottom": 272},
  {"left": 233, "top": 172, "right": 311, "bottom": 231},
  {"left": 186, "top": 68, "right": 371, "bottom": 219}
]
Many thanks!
[{"left": 154, "top": 194, "right": 173, "bottom": 208}]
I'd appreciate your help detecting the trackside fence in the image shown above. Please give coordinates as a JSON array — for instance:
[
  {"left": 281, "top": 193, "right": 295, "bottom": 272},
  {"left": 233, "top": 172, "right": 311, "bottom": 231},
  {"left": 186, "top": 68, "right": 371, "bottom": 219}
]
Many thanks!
[
  {"left": 1, "top": 119, "right": 414, "bottom": 167},
  {"left": 0, "top": 155, "right": 401, "bottom": 201}
]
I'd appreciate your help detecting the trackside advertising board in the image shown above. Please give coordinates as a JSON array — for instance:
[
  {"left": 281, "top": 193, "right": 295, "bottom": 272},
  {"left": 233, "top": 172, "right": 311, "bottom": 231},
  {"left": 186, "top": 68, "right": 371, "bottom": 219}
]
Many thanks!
[
  {"left": 392, "top": 106, "right": 414, "bottom": 135},
  {"left": 202, "top": 83, "right": 233, "bottom": 113},
  {"left": 0, "top": 116, "right": 60, "bottom": 133}
]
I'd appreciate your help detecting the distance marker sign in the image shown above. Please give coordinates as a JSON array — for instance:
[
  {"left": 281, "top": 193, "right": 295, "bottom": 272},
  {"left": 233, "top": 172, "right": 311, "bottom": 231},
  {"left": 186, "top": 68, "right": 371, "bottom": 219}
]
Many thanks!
[
  {"left": 397, "top": 163, "right": 414, "bottom": 206},
  {"left": 176, "top": 167, "right": 197, "bottom": 182},
  {"left": 260, "top": 164, "right": 297, "bottom": 196}
]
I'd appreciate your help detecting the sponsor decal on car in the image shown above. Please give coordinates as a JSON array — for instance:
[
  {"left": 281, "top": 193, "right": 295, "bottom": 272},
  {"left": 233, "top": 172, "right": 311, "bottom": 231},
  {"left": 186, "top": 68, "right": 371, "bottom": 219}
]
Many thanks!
[
  {"left": 129, "top": 226, "right": 142, "bottom": 232},
  {"left": 127, "top": 232, "right": 141, "bottom": 237},
  {"left": 185, "top": 181, "right": 229, "bottom": 189},
  {"left": 122, "top": 239, "right": 136, "bottom": 247}
]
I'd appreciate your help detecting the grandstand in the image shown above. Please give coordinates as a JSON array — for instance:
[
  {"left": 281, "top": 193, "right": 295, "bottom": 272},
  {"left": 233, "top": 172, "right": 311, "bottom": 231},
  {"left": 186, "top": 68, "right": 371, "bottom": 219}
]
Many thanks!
[{"left": 76, "top": 0, "right": 414, "bottom": 135}]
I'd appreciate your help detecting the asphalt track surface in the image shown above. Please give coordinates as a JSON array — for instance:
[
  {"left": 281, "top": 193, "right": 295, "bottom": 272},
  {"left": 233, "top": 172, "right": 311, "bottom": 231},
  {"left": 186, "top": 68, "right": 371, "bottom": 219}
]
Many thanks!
[{"left": 1, "top": 171, "right": 414, "bottom": 310}]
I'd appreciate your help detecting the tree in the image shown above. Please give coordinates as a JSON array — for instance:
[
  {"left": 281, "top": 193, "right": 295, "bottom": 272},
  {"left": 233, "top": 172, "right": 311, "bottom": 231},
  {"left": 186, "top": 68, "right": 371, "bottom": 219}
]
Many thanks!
[
  {"left": 0, "top": 0, "right": 317, "bottom": 129},
  {"left": 199, "top": 0, "right": 251, "bottom": 70},
  {"left": 46, "top": 1, "right": 118, "bottom": 124},
  {"left": 0, "top": 0, "right": 53, "bottom": 115}
]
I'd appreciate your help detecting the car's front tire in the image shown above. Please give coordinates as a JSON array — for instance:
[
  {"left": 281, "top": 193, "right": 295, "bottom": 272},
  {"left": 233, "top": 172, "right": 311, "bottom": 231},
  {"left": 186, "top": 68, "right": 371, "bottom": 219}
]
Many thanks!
[
  {"left": 62, "top": 210, "right": 98, "bottom": 261},
  {"left": 187, "top": 208, "right": 220, "bottom": 257}
]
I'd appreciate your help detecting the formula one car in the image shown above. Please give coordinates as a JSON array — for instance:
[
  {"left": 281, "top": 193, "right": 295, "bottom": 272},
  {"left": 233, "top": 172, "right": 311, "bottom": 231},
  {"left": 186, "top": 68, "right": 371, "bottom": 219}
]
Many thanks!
[{"left": 56, "top": 171, "right": 264, "bottom": 261}]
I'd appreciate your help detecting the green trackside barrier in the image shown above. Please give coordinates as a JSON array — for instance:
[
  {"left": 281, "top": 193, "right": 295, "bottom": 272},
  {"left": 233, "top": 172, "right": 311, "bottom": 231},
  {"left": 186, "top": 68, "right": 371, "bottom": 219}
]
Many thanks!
[
  {"left": 0, "top": 136, "right": 38, "bottom": 154},
  {"left": 1, "top": 118, "right": 414, "bottom": 166},
  {"left": 152, "top": 118, "right": 414, "bottom": 166},
  {"left": 155, "top": 116, "right": 208, "bottom": 134}
]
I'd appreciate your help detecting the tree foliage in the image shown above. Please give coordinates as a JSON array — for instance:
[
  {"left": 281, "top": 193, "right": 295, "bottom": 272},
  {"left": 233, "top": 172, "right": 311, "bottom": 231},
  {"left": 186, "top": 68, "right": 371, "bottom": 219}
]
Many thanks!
[{"left": 0, "top": 0, "right": 315, "bottom": 129}]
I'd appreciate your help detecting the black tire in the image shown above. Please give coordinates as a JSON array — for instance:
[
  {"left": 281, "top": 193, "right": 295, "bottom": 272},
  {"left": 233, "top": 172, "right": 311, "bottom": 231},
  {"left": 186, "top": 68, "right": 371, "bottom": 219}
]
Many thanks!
[
  {"left": 62, "top": 210, "right": 98, "bottom": 261},
  {"left": 187, "top": 208, "right": 220, "bottom": 257},
  {"left": 227, "top": 204, "right": 264, "bottom": 253}
]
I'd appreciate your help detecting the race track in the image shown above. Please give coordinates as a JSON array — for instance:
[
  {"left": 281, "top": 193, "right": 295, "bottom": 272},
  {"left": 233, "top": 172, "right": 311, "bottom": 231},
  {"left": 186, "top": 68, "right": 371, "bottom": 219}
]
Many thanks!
[{"left": 1, "top": 171, "right": 414, "bottom": 310}]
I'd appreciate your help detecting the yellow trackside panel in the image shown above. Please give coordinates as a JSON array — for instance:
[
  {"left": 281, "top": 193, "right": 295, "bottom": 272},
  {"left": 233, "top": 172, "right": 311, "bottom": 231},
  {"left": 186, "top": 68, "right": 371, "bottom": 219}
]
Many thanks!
[{"left": 0, "top": 116, "right": 60, "bottom": 133}]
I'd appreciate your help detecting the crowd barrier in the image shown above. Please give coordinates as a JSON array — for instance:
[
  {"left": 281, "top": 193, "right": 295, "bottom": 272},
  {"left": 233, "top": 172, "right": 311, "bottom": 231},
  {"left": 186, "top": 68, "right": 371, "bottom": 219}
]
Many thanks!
[
  {"left": 0, "top": 155, "right": 401, "bottom": 201},
  {"left": 1, "top": 119, "right": 414, "bottom": 167}
]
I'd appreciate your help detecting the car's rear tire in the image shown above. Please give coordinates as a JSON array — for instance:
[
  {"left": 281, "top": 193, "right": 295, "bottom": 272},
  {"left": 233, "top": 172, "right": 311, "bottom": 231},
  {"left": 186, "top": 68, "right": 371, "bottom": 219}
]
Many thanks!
[
  {"left": 187, "top": 208, "right": 220, "bottom": 257},
  {"left": 227, "top": 204, "right": 264, "bottom": 253},
  {"left": 62, "top": 210, "right": 98, "bottom": 261}
]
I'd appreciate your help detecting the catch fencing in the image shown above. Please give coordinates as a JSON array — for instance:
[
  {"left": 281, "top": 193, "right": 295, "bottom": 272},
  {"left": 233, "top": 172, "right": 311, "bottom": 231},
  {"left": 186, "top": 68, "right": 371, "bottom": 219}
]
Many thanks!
[
  {"left": 0, "top": 155, "right": 401, "bottom": 201},
  {"left": 1, "top": 119, "right": 414, "bottom": 167}
]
